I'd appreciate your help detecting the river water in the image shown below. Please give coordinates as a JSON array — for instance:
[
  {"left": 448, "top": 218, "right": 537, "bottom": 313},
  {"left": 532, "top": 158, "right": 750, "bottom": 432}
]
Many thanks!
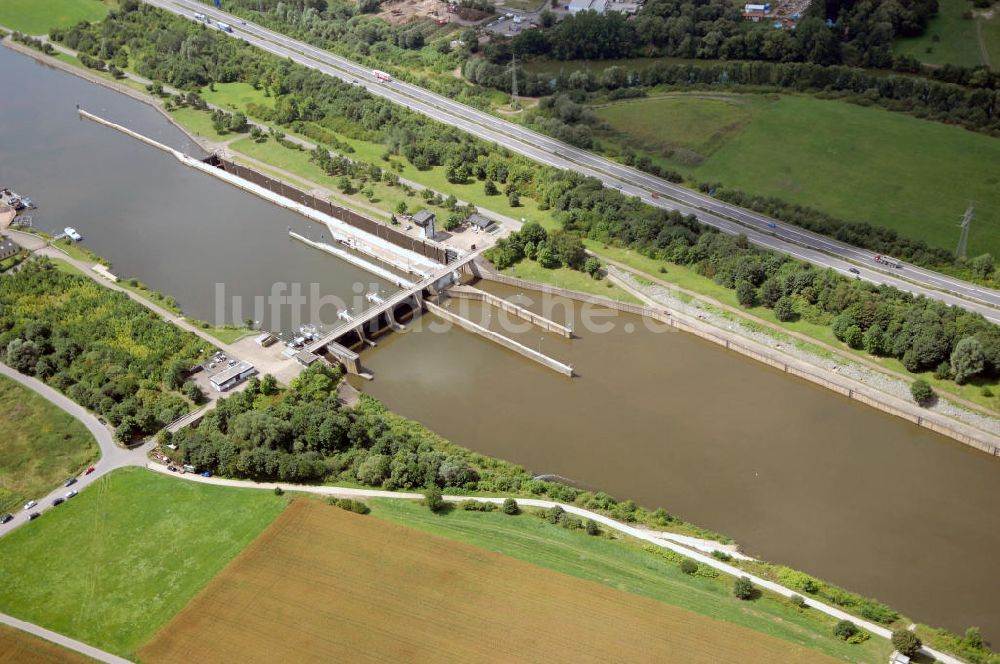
[{"left": 2, "top": 46, "right": 998, "bottom": 641}]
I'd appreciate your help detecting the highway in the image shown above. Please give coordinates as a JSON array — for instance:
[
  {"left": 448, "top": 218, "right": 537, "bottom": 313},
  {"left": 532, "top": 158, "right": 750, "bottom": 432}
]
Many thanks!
[{"left": 147, "top": 0, "right": 1000, "bottom": 322}]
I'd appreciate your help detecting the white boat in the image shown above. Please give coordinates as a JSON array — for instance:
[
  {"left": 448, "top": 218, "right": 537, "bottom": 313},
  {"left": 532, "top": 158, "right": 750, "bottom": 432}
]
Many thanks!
[{"left": 64, "top": 227, "right": 82, "bottom": 241}]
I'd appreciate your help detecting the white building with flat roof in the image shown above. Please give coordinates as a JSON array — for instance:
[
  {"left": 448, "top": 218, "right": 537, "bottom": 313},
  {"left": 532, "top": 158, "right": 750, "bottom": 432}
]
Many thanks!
[
  {"left": 568, "top": 0, "right": 610, "bottom": 14},
  {"left": 209, "top": 361, "right": 256, "bottom": 392}
]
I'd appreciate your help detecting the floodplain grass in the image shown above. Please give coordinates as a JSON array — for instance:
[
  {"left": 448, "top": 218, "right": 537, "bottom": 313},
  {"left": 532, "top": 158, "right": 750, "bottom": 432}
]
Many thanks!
[
  {"left": 199, "top": 81, "right": 274, "bottom": 112},
  {"left": 894, "top": 0, "right": 986, "bottom": 67},
  {"left": 0, "top": 468, "right": 287, "bottom": 657},
  {"left": 0, "top": 0, "right": 107, "bottom": 34},
  {"left": 503, "top": 258, "right": 642, "bottom": 303},
  {"left": 140, "top": 498, "right": 856, "bottom": 663},
  {"left": 0, "top": 375, "right": 99, "bottom": 514},
  {"left": 367, "top": 500, "right": 890, "bottom": 662},
  {"left": 0, "top": 623, "right": 94, "bottom": 664},
  {"left": 595, "top": 93, "right": 1000, "bottom": 257}
]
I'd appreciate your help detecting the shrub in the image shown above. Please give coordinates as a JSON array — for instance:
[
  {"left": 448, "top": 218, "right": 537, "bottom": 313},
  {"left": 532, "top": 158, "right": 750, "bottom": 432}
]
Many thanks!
[
  {"left": 910, "top": 379, "right": 934, "bottom": 406},
  {"left": 710, "top": 550, "right": 732, "bottom": 562},
  {"left": 859, "top": 600, "right": 898, "bottom": 624},
  {"left": 461, "top": 500, "right": 497, "bottom": 512},
  {"left": 790, "top": 594, "right": 806, "bottom": 608},
  {"left": 834, "top": 620, "right": 859, "bottom": 640},
  {"left": 502, "top": 498, "right": 519, "bottom": 515},
  {"left": 733, "top": 576, "right": 755, "bottom": 600},
  {"left": 273, "top": 486, "right": 284, "bottom": 496},
  {"left": 424, "top": 485, "right": 445, "bottom": 513},
  {"left": 327, "top": 498, "right": 371, "bottom": 515},
  {"left": 892, "top": 629, "right": 922, "bottom": 656},
  {"left": 679, "top": 559, "right": 698, "bottom": 575},
  {"left": 544, "top": 505, "right": 565, "bottom": 524},
  {"left": 585, "top": 519, "right": 600, "bottom": 535}
]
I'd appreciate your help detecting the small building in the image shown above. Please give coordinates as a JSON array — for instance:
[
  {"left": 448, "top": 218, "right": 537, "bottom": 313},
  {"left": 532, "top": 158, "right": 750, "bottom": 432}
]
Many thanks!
[
  {"left": 468, "top": 213, "right": 495, "bottom": 231},
  {"left": 209, "top": 360, "right": 256, "bottom": 392},
  {"left": 608, "top": 1, "right": 640, "bottom": 14},
  {"left": 0, "top": 235, "right": 20, "bottom": 261},
  {"left": 294, "top": 349, "right": 320, "bottom": 367},
  {"left": 889, "top": 652, "right": 910, "bottom": 664},
  {"left": 412, "top": 209, "right": 437, "bottom": 240},
  {"left": 568, "top": 0, "right": 609, "bottom": 14}
]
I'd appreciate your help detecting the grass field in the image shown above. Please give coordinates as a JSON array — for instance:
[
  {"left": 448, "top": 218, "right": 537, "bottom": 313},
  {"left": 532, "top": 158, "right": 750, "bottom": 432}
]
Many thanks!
[
  {"left": 595, "top": 93, "right": 1000, "bottom": 257},
  {"left": 0, "top": 624, "right": 93, "bottom": 664},
  {"left": 503, "top": 258, "right": 641, "bottom": 303},
  {"left": 894, "top": 0, "right": 993, "bottom": 67},
  {"left": 0, "top": 468, "right": 286, "bottom": 656},
  {"left": 0, "top": 375, "right": 98, "bottom": 514},
  {"left": 593, "top": 94, "right": 753, "bottom": 166},
  {"left": 368, "top": 500, "right": 891, "bottom": 661},
  {"left": 140, "top": 499, "right": 853, "bottom": 663},
  {"left": 0, "top": 0, "right": 107, "bottom": 34}
]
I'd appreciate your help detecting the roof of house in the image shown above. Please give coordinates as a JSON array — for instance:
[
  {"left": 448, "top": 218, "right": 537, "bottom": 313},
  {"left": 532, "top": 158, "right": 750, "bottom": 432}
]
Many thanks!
[
  {"left": 412, "top": 209, "right": 435, "bottom": 226},
  {"left": 209, "top": 360, "right": 256, "bottom": 386},
  {"left": 294, "top": 349, "right": 320, "bottom": 366},
  {"left": 468, "top": 213, "right": 494, "bottom": 229}
]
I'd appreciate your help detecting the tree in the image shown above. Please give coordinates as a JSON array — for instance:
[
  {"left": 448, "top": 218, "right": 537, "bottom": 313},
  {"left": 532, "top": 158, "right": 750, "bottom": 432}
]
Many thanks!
[
  {"left": 773, "top": 296, "right": 795, "bottom": 321},
  {"left": 337, "top": 176, "right": 352, "bottom": 193},
  {"left": 844, "top": 325, "right": 863, "bottom": 350},
  {"left": 910, "top": 379, "right": 934, "bottom": 406},
  {"left": 834, "top": 620, "right": 858, "bottom": 640},
  {"left": 502, "top": 498, "right": 519, "bottom": 515},
  {"left": 891, "top": 629, "right": 922, "bottom": 657},
  {"left": 585, "top": 519, "right": 600, "bottom": 535},
  {"left": 260, "top": 374, "right": 278, "bottom": 396},
  {"left": 536, "top": 246, "right": 559, "bottom": 269},
  {"left": 583, "top": 257, "right": 602, "bottom": 278},
  {"left": 5, "top": 338, "right": 40, "bottom": 374},
  {"left": 545, "top": 505, "right": 565, "bottom": 523},
  {"left": 733, "top": 576, "right": 755, "bottom": 600},
  {"left": 424, "top": 485, "right": 445, "bottom": 512},
  {"left": 679, "top": 559, "right": 698, "bottom": 575},
  {"left": 507, "top": 190, "right": 520, "bottom": 207},
  {"left": 862, "top": 324, "right": 886, "bottom": 355},
  {"left": 970, "top": 253, "right": 994, "bottom": 278},
  {"left": 182, "top": 381, "right": 204, "bottom": 404},
  {"left": 951, "top": 337, "right": 985, "bottom": 384},
  {"left": 395, "top": 201, "right": 408, "bottom": 215},
  {"left": 735, "top": 280, "right": 756, "bottom": 307}
]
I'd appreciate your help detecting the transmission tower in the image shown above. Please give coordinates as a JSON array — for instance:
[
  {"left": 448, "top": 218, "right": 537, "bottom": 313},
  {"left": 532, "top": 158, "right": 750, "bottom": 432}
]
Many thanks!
[
  {"left": 956, "top": 203, "right": 974, "bottom": 259},
  {"left": 510, "top": 52, "right": 519, "bottom": 109}
]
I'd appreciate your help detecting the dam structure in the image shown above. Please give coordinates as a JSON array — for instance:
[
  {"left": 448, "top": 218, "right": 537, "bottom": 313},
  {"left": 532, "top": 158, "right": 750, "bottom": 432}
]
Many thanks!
[{"left": 78, "top": 108, "right": 574, "bottom": 377}]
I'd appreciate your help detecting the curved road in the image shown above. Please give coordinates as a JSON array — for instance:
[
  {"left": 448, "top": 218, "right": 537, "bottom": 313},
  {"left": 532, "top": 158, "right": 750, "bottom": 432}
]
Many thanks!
[
  {"left": 148, "top": 463, "right": 960, "bottom": 664},
  {"left": 146, "top": 0, "right": 1000, "bottom": 322}
]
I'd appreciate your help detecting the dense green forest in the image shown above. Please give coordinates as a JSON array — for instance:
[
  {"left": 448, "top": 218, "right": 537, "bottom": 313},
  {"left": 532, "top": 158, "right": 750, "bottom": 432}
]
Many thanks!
[{"left": 0, "top": 260, "right": 205, "bottom": 442}]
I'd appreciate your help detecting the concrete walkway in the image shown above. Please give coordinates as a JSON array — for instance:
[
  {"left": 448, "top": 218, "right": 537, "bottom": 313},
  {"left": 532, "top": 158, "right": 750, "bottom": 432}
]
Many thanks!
[
  {"left": 0, "top": 611, "right": 131, "bottom": 664},
  {"left": 145, "top": 463, "right": 960, "bottom": 664}
]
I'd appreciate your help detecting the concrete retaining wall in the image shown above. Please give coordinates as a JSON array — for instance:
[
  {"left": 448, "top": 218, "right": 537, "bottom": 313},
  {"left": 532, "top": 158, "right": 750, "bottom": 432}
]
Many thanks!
[
  {"left": 448, "top": 284, "right": 573, "bottom": 338},
  {"left": 480, "top": 270, "right": 1000, "bottom": 456},
  {"left": 425, "top": 301, "right": 573, "bottom": 376}
]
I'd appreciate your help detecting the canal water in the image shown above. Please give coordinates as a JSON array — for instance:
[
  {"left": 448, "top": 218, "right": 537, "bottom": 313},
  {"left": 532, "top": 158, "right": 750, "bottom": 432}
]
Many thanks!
[
  {"left": 3, "top": 47, "right": 999, "bottom": 640},
  {"left": 0, "top": 47, "right": 391, "bottom": 336}
]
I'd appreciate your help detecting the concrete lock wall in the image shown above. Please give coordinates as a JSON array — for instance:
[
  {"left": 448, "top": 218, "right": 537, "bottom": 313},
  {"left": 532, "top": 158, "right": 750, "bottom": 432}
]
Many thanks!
[{"left": 204, "top": 156, "right": 451, "bottom": 264}]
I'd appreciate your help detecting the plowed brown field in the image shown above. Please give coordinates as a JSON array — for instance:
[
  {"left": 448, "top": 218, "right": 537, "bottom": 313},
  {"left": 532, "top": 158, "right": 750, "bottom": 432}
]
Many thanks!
[
  {"left": 0, "top": 625, "right": 93, "bottom": 664},
  {"left": 140, "top": 500, "right": 839, "bottom": 663}
]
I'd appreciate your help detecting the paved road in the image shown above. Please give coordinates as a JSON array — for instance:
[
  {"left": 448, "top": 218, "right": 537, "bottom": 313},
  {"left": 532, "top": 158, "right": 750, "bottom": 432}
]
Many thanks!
[
  {"left": 0, "top": 362, "right": 150, "bottom": 536},
  {"left": 146, "top": 463, "right": 961, "bottom": 664},
  {"left": 0, "top": 611, "right": 131, "bottom": 664},
  {"left": 143, "top": 0, "right": 1000, "bottom": 323}
]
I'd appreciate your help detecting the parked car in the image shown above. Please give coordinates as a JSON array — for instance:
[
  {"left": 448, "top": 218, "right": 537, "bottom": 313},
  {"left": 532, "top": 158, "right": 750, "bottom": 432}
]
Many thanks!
[
  {"left": 0, "top": 514, "right": 13, "bottom": 524},
  {"left": 52, "top": 497, "right": 65, "bottom": 506},
  {"left": 201, "top": 471, "right": 212, "bottom": 477},
  {"left": 64, "top": 477, "right": 77, "bottom": 487},
  {"left": 848, "top": 267, "right": 860, "bottom": 275},
  {"left": 65, "top": 490, "right": 78, "bottom": 499},
  {"left": 84, "top": 466, "right": 96, "bottom": 475},
  {"left": 167, "top": 465, "right": 177, "bottom": 473},
  {"left": 27, "top": 512, "right": 40, "bottom": 520},
  {"left": 23, "top": 500, "right": 37, "bottom": 511}
]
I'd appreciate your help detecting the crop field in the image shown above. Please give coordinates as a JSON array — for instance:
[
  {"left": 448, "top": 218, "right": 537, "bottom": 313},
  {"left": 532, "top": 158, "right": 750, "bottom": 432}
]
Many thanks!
[
  {"left": 595, "top": 93, "right": 1000, "bottom": 257},
  {"left": 0, "top": 624, "right": 93, "bottom": 664},
  {"left": 0, "top": 0, "right": 108, "bottom": 34},
  {"left": 140, "top": 499, "right": 843, "bottom": 663},
  {"left": 894, "top": 0, "right": 994, "bottom": 68},
  {"left": 0, "top": 375, "right": 98, "bottom": 513},
  {"left": 0, "top": 468, "right": 286, "bottom": 656}
]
